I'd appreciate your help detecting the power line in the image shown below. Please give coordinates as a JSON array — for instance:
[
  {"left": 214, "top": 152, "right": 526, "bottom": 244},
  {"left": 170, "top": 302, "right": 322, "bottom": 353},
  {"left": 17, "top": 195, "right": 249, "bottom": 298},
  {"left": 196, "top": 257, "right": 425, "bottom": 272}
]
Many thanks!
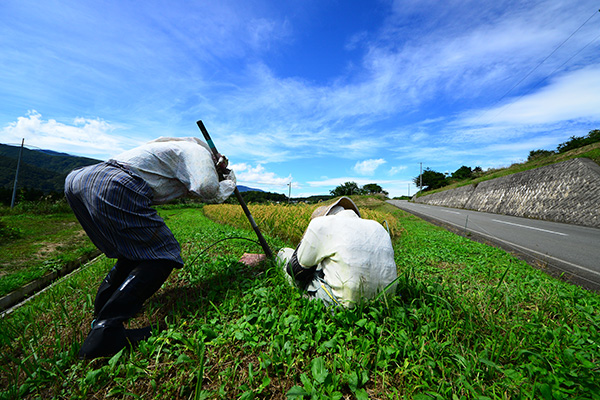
[
  {"left": 494, "top": 9, "right": 599, "bottom": 107},
  {"left": 237, "top": 179, "right": 293, "bottom": 187},
  {"left": 487, "top": 29, "right": 600, "bottom": 123},
  {"left": 484, "top": 31, "right": 600, "bottom": 126},
  {"left": 474, "top": 8, "right": 600, "bottom": 125}
]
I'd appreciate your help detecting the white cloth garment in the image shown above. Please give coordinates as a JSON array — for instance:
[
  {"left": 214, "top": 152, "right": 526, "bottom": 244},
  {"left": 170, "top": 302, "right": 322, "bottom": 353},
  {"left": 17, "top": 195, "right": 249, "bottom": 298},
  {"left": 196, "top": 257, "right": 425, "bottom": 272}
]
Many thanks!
[
  {"left": 112, "top": 137, "right": 236, "bottom": 204},
  {"left": 280, "top": 209, "right": 398, "bottom": 308}
]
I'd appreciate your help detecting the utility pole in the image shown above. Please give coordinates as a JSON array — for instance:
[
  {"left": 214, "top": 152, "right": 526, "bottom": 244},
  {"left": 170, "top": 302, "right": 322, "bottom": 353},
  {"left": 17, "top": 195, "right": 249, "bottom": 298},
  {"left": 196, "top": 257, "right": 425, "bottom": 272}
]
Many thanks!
[
  {"left": 10, "top": 138, "right": 25, "bottom": 208},
  {"left": 419, "top": 162, "right": 423, "bottom": 194}
]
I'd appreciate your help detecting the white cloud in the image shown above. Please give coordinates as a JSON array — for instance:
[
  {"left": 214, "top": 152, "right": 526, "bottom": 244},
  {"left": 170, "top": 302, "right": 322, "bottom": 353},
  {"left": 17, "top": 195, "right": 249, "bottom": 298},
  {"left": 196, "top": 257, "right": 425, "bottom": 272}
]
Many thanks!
[
  {"left": 480, "top": 66, "right": 600, "bottom": 125},
  {"left": 246, "top": 17, "right": 291, "bottom": 51},
  {"left": 388, "top": 165, "right": 407, "bottom": 175},
  {"left": 359, "top": 0, "right": 595, "bottom": 108},
  {"left": 230, "top": 162, "right": 291, "bottom": 187},
  {"left": 198, "top": 1, "right": 600, "bottom": 170},
  {"left": 353, "top": 158, "right": 386, "bottom": 175},
  {"left": 1, "top": 0, "right": 598, "bottom": 201},
  {"left": 306, "top": 176, "right": 402, "bottom": 187},
  {"left": 445, "top": 65, "right": 600, "bottom": 149},
  {"left": 162, "top": 2, "right": 598, "bottom": 170},
  {"left": 0, "top": 111, "right": 135, "bottom": 159}
]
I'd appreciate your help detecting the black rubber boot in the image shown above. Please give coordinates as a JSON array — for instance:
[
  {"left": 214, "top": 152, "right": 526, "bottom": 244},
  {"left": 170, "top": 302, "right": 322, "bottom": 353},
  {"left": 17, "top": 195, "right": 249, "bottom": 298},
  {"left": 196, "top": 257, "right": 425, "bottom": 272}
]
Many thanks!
[
  {"left": 94, "top": 258, "right": 140, "bottom": 317},
  {"left": 126, "top": 326, "right": 153, "bottom": 343},
  {"left": 78, "top": 321, "right": 129, "bottom": 360},
  {"left": 79, "top": 260, "right": 174, "bottom": 360}
]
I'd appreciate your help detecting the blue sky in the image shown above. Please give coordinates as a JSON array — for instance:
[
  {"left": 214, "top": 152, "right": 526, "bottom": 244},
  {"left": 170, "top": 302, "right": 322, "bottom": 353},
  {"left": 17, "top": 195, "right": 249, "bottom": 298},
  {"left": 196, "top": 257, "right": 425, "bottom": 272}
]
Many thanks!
[{"left": 1, "top": 0, "right": 599, "bottom": 198}]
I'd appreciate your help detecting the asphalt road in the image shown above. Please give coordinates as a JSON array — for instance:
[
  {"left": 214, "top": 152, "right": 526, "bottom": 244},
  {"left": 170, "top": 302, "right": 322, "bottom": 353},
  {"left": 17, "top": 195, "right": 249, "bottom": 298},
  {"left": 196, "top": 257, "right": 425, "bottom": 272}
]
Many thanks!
[{"left": 387, "top": 200, "right": 600, "bottom": 292}]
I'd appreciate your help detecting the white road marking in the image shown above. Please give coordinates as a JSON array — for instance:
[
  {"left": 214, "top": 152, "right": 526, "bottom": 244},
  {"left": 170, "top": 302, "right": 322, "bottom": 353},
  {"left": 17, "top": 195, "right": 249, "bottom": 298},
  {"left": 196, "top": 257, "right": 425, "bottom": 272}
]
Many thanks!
[
  {"left": 473, "top": 230, "right": 600, "bottom": 278},
  {"left": 388, "top": 201, "right": 597, "bottom": 283},
  {"left": 434, "top": 217, "right": 597, "bottom": 278},
  {"left": 492, "top": 219, "right": 568, "bottom": 236},
  {"left": 441, "top": 210, "right": 461, "bottom": 214}
]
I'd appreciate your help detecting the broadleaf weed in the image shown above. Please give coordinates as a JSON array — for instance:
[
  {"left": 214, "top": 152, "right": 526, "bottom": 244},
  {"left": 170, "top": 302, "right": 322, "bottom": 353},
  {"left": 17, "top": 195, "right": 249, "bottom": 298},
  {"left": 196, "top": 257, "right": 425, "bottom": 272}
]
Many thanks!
[{"left": 0, "top": 202, "right": 599, "bottom": 399}]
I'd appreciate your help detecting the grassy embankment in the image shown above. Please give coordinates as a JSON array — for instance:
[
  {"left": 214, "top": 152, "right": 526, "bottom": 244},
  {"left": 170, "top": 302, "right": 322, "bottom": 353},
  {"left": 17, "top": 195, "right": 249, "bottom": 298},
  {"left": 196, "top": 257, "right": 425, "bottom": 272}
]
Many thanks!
[
  {"left": 0, "top": 200, "right": 97, "bottom": 297},
  {"left": 419, "top": 141, "right": 600, "bottom": 197},
  {"left": 1, "top": 198, "right": 599, "bottom": 399}
]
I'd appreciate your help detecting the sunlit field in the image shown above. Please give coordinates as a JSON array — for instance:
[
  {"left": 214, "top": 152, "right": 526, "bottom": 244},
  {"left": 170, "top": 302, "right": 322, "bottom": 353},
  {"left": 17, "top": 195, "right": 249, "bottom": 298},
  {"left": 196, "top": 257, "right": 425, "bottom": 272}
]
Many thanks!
[{"left": 1, "top": 198, "right": 598, "bottom": 399}]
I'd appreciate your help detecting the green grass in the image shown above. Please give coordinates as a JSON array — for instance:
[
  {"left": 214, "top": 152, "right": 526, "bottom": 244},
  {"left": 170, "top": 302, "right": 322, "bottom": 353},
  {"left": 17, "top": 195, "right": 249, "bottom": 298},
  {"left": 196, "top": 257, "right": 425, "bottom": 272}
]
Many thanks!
[
  {"left": 0, "top": 209, "right": 97, "bottom": 297},
  {"left": 1, "top": 202, "right": 599, "bottom": 399}
]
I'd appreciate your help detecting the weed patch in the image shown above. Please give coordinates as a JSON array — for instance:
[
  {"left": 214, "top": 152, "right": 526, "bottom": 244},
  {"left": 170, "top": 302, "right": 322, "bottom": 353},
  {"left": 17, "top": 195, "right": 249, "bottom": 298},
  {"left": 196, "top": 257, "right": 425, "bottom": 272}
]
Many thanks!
[
  {"left": 0, "top": 212, "right": 96, "bottom": 296},
  {"left": 0, "top": 201, "right": 599, "bottom": 399}
]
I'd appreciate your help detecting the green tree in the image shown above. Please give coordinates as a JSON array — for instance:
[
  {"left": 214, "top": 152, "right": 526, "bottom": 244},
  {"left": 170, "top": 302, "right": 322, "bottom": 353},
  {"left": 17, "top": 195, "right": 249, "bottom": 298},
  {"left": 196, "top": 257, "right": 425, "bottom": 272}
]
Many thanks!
[
  {"left": 557, "top": 129, "right": 600, "bottom": 153},
  {"left": 413, "top": 168, "right": 448, "bottom": 191},
  {"left": 362, "top": 183, "right": 388, "bottom": 196},
  {"left": 330, "top": 182, "right": 361, "bottom": 196},
  {"left": 472, "top": 166, "right": 484, "bottom": 177},
  {"left": 451, "top": 166, "right": 472, "bottom": 180},
  {"left": 528, "top": 149, "right": 555, "bottom": 161},
  {"left": 241, "top": 191, "right": 287, "bottom": 203}
]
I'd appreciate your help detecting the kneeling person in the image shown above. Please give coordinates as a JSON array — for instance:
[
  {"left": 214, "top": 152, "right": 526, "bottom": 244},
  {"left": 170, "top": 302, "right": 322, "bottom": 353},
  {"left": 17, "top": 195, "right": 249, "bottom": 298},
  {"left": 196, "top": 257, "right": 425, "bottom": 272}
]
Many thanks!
[{"left": 277, "top": 197, "right": 397, "bottom": 308}]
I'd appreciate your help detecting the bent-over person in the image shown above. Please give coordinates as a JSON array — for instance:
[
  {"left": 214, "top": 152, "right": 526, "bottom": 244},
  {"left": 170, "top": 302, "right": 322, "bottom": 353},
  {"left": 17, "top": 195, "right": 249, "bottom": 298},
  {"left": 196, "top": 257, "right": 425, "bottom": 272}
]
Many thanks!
[{"left": 65, "top": 137, "right": 235, "bottom": 359}]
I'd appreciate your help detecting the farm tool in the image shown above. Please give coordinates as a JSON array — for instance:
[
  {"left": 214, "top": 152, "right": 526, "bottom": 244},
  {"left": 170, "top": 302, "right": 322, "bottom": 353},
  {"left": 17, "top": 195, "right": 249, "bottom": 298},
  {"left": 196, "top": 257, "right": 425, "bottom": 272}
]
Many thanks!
[{"left": 196, "top": 120, "right": 273, "bottom": 259}]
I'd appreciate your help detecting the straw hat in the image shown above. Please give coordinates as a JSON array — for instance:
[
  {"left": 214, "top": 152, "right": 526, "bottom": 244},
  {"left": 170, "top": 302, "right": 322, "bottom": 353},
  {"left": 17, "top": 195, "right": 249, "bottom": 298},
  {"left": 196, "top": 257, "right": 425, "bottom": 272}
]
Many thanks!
[{"left": 310, "top": 196, "right": 361, "bottom": 219}]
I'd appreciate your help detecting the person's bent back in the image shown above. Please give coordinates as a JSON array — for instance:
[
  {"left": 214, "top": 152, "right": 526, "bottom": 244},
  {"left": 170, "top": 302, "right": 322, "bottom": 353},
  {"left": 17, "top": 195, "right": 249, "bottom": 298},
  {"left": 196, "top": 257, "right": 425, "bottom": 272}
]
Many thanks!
[{"left": 277, "top": 197, "right": 397, "bottom": 308}]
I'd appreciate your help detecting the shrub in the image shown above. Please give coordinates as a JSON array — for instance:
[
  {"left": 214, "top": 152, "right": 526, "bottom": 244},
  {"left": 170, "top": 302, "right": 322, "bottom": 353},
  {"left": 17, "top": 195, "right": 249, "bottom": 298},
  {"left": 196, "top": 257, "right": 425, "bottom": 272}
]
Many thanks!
[
  {"left": 557, "top": 129, "right": 600, "bottom": 153},
  {"left": 0, "top": 198, "right": 73, "bottom": 216},
  {"left": 527, "top": 149, "right": 555, "bottom": 161},
  {"left": 0, "top": 220, "right": 21, "bottom": 240}
]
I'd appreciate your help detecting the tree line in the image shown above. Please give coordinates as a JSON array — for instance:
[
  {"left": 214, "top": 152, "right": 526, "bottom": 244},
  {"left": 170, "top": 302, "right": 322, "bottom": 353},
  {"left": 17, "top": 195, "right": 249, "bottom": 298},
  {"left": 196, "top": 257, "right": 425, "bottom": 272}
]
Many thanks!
[
  {"left": 224, "top": 182, "right": 390, "bottom": 205},
  {"left": 528, "top": 129, "right": 600, "bottom": 161},
  {"left": 329, "top": 182, "right": 388, "bottom": 197},
  {"left": 414, "top": 129, "right": 599, "bottom": 192}
]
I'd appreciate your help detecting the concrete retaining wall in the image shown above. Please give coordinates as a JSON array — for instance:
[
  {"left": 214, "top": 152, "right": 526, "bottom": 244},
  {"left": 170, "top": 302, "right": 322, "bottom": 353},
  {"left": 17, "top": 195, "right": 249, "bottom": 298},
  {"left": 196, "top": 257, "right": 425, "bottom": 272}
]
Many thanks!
[
  {"left": 414, "top": 158, "right": 600, "bottom": 228},
  {"left": 412, "top": 183, "right": 475, "bottom": 208}
]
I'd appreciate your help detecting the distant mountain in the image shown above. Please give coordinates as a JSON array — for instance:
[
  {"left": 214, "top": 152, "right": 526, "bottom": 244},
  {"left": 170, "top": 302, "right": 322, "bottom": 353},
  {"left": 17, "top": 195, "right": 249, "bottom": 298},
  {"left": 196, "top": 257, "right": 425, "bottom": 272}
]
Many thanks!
[
  {"left": 0, "top": 143, "right": 101, "bottom": 193},
  {"left": 0, "top": 144, "right": 101, "bottom": 175},
  {"left": 237, "top": 185, "right": 263, "bottom": 192},
  {"left": 0, "top": 143, "right": 267, "bottom": 196},
  {"left": 34, "top": 149, "right": 74, "bottom": 157}
]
